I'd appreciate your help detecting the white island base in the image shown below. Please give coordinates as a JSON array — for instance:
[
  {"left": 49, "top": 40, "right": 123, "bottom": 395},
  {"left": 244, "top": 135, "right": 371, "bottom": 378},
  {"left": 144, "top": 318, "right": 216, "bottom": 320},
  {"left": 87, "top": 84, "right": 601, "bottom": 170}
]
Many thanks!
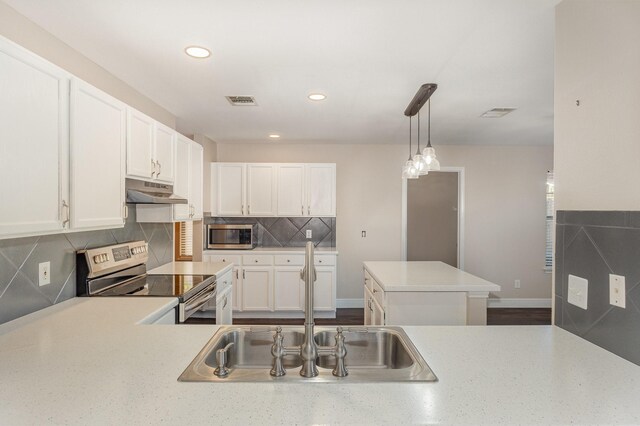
[{"left": 363, "top": 261, "right": 501, "bottom": 326}]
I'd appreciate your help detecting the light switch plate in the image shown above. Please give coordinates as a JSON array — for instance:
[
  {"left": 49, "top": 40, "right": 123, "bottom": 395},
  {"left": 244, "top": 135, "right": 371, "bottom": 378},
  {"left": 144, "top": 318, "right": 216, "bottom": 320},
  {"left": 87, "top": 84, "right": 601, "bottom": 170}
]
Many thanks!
[
  {"left": 39, "top": 261, "right": 51, "bottom": 286},
  {"left": 568, "top": 274, "right": 588, "bottom": 310},
  {"left": 609, "top": 274, "right": 626, "bottom": 308}
]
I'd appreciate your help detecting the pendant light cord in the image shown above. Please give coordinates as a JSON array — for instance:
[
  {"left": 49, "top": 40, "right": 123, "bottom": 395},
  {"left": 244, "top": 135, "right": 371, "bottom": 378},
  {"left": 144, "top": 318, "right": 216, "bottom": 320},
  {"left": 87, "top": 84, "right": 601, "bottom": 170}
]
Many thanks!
[
  {"left": 408, "top": 116, "right": 412, "bottom": 160},
  {"left": 427, "top": 98, "right": 432, "bottom": 148},
  {"left": 416, "top": 111, "right": 421, "bottom": 153}
]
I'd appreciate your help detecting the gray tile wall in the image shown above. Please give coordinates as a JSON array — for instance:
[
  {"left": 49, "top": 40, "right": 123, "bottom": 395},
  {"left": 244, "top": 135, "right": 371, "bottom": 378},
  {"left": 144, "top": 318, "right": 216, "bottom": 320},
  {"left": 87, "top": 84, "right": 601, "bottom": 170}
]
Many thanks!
[
  {"left": 0, "top": 206, "right": 173, "bottom": 325},
  {"left": 555, "top": 210, "right": 640, "bottom": 365},
  {"left": 205, "top": 217, "right": 336, "bottom": 248}
]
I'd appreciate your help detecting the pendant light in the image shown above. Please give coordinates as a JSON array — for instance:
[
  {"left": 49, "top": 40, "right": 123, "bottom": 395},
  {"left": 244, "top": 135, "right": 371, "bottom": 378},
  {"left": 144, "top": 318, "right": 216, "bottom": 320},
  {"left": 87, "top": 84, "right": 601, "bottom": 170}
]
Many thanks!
[
  {"left": 401, "top": 116, "right": 419, "bottom": 179},
  {"left": 422, "top": 98, "right": 441, "bottom": 171},
  {"left": 413, "top": 110, "right": 428, "bottom": 175}
]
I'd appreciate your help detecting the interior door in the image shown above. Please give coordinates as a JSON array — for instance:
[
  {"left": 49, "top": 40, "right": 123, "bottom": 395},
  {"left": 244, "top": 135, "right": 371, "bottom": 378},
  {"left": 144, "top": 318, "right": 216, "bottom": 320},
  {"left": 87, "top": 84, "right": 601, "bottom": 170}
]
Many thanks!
[{"left": 407, "top": 171, "right": 459, "bottom": 267}]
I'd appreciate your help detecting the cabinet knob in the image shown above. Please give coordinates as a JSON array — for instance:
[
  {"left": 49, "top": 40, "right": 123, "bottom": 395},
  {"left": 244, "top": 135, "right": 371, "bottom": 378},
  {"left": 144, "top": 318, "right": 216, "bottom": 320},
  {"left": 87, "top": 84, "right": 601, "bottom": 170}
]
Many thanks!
[
  {"left": 319, "top": 260, "right": 323, "bottom": 263},
  {"left": 287, "top": 259, "right": 290, "bottom": 263},
  {"left": 254, "top": 259, "right": 258, "bottom": 263}
]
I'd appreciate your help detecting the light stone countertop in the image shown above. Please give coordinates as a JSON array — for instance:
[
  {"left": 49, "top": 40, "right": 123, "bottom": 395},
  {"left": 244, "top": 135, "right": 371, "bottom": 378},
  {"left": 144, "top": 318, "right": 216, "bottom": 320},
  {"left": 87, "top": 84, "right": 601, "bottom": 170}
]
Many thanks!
[
  {"left": 1, "top": 298, "right": 639, "bottom": 425},
  {"left": 148, "top": 261, "right": 233, "bottom": 276},
  {"left": 204, "top": 247, "right": 338, "bottom": 255},
  {"left": 364, "top": 260, "right": 501, "bottom": 292}
]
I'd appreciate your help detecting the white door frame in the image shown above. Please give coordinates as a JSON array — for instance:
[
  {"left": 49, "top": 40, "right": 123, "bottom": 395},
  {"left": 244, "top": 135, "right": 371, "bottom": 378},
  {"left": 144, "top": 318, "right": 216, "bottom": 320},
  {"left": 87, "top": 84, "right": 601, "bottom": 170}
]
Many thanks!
[{"left": 401, "top": 167, "right": 465, "bottom": 269}]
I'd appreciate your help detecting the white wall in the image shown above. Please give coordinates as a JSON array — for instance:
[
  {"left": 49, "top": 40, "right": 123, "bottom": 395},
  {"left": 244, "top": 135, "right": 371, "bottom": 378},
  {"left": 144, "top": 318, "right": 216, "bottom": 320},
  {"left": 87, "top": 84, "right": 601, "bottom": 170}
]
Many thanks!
[
  {"left": 555, "top": 0, "right": 640, "bottom": 211},
  {"left": 217, "top": 143, "right": 553, "bottom": 302},
  {"left": 0, "top": 1, "right": 175, "bottom": 128}
]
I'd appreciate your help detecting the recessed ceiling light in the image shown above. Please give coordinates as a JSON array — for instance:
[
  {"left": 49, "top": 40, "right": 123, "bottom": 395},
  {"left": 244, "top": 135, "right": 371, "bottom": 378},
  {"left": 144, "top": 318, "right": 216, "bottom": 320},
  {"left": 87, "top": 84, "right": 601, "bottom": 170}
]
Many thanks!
[
  {"left": 480, "top": 107, "right": 517, "bottom": 118},
  {"left": 184, "top": 46, "right": 211, "bottom": 59},
  {"left": 268, "top": 134, "right": 280, "bottom": 139},
  {"left": 308, "top": 93, "right": 327, "bottom": 101}
]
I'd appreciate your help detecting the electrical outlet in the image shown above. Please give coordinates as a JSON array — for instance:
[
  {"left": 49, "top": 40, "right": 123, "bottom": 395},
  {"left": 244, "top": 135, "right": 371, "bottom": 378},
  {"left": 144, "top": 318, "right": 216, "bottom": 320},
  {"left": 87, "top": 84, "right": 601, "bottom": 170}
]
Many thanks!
[
  {"left": 568, "top": 274, "right": 588, "bottom": 310},
  {"left": 609, "top": 274, "right": 626, "bottom": 308},
  {"left": 39, "top": 262, "right": 51, "bottom": 286},
  {"left": 514, "top": 279, "right": 521, "bottom": 289},
  {"left": 306, "top": 230, "right": 312, "bottom": 238}
]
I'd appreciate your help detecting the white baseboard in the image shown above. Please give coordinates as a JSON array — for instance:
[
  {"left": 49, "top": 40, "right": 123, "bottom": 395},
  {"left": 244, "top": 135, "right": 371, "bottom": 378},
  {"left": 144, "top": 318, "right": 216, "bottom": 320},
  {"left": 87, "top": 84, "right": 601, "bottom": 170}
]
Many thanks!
[
  {"left": 336, "top": 298, "right": 364, "bottom": 309},
  {"left": 487, "top": 298, "right": 552, "bottom": 308}
]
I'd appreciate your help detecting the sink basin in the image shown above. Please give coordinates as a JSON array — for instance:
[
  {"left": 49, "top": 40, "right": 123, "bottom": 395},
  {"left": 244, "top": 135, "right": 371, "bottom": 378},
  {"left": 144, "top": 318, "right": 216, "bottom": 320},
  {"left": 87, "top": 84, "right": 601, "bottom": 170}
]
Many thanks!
[{"left": 178, "top": 326, "right": 437, "bottom": 382}]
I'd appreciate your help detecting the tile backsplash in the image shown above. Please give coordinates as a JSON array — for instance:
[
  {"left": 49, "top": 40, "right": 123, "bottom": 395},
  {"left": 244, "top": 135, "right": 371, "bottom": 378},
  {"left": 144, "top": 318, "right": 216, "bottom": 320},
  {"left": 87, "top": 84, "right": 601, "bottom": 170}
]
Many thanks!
[
  {"left": 205, "top": 217, "right": 336, "bottom": 248},
  {"left": 0, "top": 206, "right": 173, "bottom": 325},
  {"left": 555, "top": 210, "right": 640, "bottom": 365}
]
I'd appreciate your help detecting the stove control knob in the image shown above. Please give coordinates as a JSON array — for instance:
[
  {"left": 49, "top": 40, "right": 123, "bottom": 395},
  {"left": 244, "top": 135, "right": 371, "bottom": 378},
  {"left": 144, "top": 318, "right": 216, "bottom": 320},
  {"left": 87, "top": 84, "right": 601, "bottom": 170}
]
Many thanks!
[{"left": 93, "top": 255, "right": 101, "bottom": 263}]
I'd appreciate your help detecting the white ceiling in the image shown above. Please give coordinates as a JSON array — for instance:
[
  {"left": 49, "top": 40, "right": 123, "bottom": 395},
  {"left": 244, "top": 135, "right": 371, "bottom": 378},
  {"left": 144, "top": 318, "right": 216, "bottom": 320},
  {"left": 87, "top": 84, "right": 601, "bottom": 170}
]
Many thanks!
[{"left": 4, "top": 0, "right": 558, "bottom": 145}]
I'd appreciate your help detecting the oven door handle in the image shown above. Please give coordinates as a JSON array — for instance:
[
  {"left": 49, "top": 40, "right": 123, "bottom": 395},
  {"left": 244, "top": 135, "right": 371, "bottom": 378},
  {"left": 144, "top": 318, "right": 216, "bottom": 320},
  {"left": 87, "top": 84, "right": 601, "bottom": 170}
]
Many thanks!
[{"left": 184, "top": 284, "right": 217, "bottom": 312}]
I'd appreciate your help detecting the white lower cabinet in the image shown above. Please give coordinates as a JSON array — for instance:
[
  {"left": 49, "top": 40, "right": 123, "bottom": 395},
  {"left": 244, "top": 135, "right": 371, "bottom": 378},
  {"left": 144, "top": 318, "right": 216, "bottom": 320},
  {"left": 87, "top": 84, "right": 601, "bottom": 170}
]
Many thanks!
[
  {"left": 241, "top": 267, "right": 273, "bottom": 311},
  {"left": 364, "top": 279, "right": 385, "bottom": 326},
  {"left": 274, "top": 268, "right": 304, "bottom": 311},
  {"left": 216, "top": 286, "right": 233, "bottom": 325},
  {"left": 205, "top": 251, "right": 337, "bottom": 317}
]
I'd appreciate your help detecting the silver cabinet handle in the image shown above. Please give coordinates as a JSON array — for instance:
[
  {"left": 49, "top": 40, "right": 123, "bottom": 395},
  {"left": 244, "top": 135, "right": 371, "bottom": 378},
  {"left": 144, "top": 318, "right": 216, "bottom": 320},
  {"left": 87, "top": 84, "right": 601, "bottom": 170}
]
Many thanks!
[
  {"left": 158, "top": 161, "right": 162, "bottom": 177},
  {"left": 248, "top": 205, "right": 250, "bottom": 215},
  {"left": 373, "top": 288, "right": 378, "bottom": 293},
  {"left": 368, "top": 299, "right": 373, "bottom": 312},
  {"left": 151, "top": 160, "right": 156, "bottom": 178},
  {"left": 301, "top": 205, "right": 304, "bottom": 215},
  {"left": 308, "top": 206, "right": 311, "bottom": 215},
  {"left": 123, "top": 203, "right": 129, "bottom": 221},
  {"left": 62, "top": 200, "right": 70, "bottom": 227},
  {"left": 242, "top": 269, "right": 246, "bottom": 279},
  {"left": 223, "top": 296, "right": 228, "bottom": 309},
  {"left": 235, "top": 269, "right": 238, "bottom": 279},
  {"left": 241, "top": 204, "right": 244, "bottom": 215}
]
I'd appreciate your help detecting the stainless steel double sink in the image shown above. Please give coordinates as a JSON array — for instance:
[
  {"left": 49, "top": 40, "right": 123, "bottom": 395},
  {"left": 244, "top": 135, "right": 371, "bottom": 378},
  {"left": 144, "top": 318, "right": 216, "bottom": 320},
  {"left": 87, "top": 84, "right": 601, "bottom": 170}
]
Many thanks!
[{"left": 178, "top": 326, "right": 437, "bottom": 382}]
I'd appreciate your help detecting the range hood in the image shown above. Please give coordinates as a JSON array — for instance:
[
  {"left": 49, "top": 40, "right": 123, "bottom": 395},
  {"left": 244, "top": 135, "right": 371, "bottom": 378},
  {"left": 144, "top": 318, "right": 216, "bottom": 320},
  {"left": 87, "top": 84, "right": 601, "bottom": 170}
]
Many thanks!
[{"left": 126, "top": 178, "right": 188, "bottom": 204}]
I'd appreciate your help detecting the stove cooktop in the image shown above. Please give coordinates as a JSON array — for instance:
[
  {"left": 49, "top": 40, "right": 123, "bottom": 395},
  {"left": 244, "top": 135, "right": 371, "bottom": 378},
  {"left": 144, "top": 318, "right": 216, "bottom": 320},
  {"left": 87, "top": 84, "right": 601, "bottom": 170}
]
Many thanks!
[{"left": 97, "top": 274, "right": 215, "bottom": 301}]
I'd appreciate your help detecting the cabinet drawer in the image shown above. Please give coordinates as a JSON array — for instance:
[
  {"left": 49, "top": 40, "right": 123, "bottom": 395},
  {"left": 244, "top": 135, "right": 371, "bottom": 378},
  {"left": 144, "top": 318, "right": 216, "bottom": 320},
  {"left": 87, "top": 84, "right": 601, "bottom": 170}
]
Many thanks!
[
  {"left": 314, "top": 255, "right": 335, "bottom": 266},
  {"left": 207, "top": 255, "right": 241, "bottom": 265},
  {"left": 372, "top": 279, "right": 384, "bottom": 307},
  {"left": 243, "top": 255, "right": 273, "bottom": 266},
  {"left": 364, "top": 270, "right": 373, "bottom": 291},
  {"left": 274, "top": 255, "right": 304, "bottom": 266}
]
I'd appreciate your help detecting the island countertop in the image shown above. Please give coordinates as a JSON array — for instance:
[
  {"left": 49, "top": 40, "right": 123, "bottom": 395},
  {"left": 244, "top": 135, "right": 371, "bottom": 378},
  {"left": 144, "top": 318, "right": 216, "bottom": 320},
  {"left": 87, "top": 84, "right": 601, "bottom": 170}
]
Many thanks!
[
  {"left": 364, "top": 260, "right": 501, "bottom": 292},
  {"left": 0, "top": 298, "right": 639, "bottom": 424}
]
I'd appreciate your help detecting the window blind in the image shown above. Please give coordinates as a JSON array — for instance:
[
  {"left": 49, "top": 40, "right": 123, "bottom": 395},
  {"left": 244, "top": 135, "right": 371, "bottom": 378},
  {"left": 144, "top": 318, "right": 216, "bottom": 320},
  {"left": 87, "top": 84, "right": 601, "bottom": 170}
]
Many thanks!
[
  {"left": 178, "top": 221, "right": 193, "bottom": 259},
  {"left": 545, "top": 171, "right": 554, "bottom": 272}
]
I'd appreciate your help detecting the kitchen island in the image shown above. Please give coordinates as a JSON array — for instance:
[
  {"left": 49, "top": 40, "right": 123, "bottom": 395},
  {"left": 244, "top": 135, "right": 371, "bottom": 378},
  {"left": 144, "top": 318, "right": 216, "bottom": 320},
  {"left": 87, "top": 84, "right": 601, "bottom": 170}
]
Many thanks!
[
  {"left": 1, "top": 297, "right": 639, "bottom": 425},
  {"left": 363, "top": 261, "right": 501, "bottom": 325}
]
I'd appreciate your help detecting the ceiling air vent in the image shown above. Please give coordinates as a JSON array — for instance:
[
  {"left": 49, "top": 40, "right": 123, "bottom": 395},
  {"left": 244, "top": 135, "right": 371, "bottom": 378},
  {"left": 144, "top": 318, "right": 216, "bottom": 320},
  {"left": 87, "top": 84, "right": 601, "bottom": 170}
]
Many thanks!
[
  {"left": 480, "top": 107, "right": 517, "bottom": 118},
  {"left": 226, "top": 96, "right": 257, "bottom": 106}
]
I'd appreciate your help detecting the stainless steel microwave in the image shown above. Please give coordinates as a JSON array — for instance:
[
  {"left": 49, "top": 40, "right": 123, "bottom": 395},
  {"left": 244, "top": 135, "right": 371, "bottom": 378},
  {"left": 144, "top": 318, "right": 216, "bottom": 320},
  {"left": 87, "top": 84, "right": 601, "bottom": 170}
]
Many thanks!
[{"left": 206, "top": 224, "right": 256, "bottom": 250}]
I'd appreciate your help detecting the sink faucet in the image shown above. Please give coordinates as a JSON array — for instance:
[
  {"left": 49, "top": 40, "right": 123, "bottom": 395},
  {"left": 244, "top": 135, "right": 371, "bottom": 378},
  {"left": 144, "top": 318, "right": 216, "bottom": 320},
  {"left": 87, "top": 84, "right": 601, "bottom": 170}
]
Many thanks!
[{"left": 270, "top": 242, "right": 348, "bottom": 378}]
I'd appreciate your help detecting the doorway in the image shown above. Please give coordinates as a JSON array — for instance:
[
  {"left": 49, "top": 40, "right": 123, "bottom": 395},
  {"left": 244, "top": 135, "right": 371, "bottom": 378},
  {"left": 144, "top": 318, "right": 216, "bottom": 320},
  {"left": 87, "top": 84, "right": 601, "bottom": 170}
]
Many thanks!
[{"left": 402, "top": 168, "right": 464, "bottom": 268}]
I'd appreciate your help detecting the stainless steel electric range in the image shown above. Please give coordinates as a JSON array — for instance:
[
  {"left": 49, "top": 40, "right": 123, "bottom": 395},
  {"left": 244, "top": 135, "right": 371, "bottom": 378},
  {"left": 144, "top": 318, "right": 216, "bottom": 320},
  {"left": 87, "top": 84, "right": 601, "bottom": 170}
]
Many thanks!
[{"left": 76, "top": 241, "right": 216, "bottom": 323}]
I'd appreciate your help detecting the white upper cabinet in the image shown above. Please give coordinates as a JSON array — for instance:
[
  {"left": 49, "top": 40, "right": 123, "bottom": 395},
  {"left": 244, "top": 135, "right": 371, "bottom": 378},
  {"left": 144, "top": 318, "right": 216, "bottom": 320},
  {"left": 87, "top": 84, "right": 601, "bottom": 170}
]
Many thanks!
[
  {"left": 277, "top": 164, "right": 306, "bottom": 216},
  {"left": 172, "top": 135, "right": 191, "bottom": 221},
  {"left": 126, "top": 108, "right": 175, "bottom": 184},
  {"left": 307, "top": 163, "right": 336, "bottom": 217},
  {"left": 211, "top": 163, "right": 336, "bottom": 218},
  {"left": 246, "top": 164, "right": 277, "bottom": 216},
  {"left": 0, "top": 38, "right": 70, "bottom": 237},
  {"left": 189, "top": 141, "right": 204, "bottom": 220},
  {"left": 126, "top": 108, "right": 154, "bottom": 180},
  {"left": 70, "top": 79, "right": 126, "bottom": 230},
  {"left": 153, "top": 122, "right": 176, "bottom": 184},
  {"left": 214, "top": 163, "right": 246, "bottom": 216}
]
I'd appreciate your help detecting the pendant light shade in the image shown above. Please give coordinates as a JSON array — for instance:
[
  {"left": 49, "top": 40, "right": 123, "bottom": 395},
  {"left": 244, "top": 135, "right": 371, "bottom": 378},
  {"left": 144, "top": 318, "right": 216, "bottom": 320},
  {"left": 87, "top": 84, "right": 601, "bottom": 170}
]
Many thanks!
[
  {"left": 422, "top": 98, "right": 441, "bottom": 171},
  {"left": 402, "top": 116, "right": 419, "bottom": 179}
]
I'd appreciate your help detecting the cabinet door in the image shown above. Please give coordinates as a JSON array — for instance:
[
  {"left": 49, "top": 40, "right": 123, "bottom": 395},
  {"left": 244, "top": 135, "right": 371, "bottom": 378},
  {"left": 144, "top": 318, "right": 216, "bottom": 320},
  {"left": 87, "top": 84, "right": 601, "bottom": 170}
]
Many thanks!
[
  {"left": 313, "top": 267, "right": 336, "bottom": 310},
  {"left": 153, "top": 122, "right": 175, "bottom": 184},
  {"left": 364, "top": 287, "right": 373, "bottom": 325},
  {"left": 246, "top": 164, "right": 277, "bottom": 216},
  {"left": 189, "top": 141, "right": 203, "bottom": 219},
  {"left": 173, "top": 135, "right": 191, "bottom": 220},
  {"left": 217, "top": 163, "right": 245, "bottom": 216},
  {"left": 70, "top": 79, "right": 126, "bottom": 230},
  {"left": 277, "top": 164, "right": 305, "bottom": 216},
  {"left": 371, "top": 297, "right": 385, "bottom": 325},
  {"left": 0, "top": 40, "right": 70, "bottom": 236},
  {"left": 216, "top": 287, "right": 232, "bottom": 325},
  {"left": 306, "top": 164, "right": 336, "bottom": 217},
  {"left": 242, "top": 268, "right": 272, "bottom": 311},
  {"left": 274, "top": 268, "right": 304, "bottom": 311},
  {"left": 126, "top": 108, "right": 154, "bottom": 180},
  {"left": 232, "top": 267, "right": 242, "bottom": 311}
]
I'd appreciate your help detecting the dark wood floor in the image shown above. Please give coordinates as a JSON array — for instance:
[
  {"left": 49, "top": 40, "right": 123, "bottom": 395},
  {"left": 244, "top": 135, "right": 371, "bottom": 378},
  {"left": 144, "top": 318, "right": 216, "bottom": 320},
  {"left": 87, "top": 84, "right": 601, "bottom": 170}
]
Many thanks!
[{"left": 186, "top": 308, "right": 551, "bottom": 326}]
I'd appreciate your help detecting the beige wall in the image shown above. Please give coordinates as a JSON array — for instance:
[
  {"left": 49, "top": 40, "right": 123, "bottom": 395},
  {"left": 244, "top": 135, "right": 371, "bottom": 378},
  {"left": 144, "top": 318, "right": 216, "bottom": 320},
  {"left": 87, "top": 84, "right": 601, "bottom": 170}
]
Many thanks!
[
  {"left": 555, "top": 0, "right": 640, "bottom": 211},
  {"left": 0, "top": 1, "right": 175, "bottom": 128},
  {"left": 217, "top": 143, "right": 553, "bottom": 302}
]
